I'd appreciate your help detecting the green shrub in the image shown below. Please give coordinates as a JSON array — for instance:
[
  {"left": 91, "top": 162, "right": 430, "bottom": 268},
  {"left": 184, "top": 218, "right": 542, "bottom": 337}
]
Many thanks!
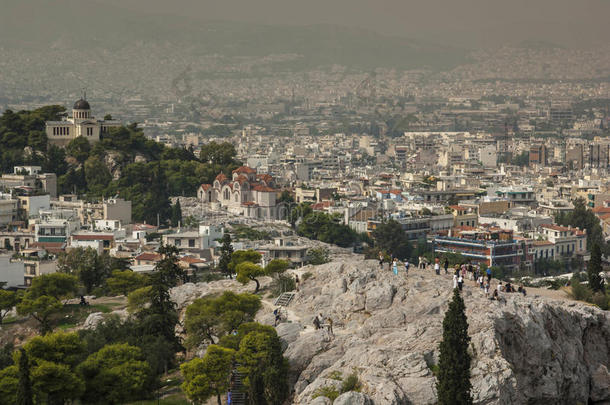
[
  {"left": 307, "top": 247, "right": 331, "bottom": 265},
  {"left": 198, "top": 272, "right": 225, "bottom": 283},
  {"left": 340, "top": 372, "right": 361, "bottom": 393},
  {"left": 570, "top": 278, "right": 593, "bottom": 302},
  {"left": 327, "top": 370, "right": 343, "bottom": 380},
  {"left": 302, "top": 272, "right": 313, "bottom": 281},
  {"left": 591, "top": 292, "right": 609, "bottom": 310},
  {"left": 312, "top": 385, "right": 339, "bottom": 401},
  {"left": 271, "top": 274, "right": 296, "bottom": 296}
]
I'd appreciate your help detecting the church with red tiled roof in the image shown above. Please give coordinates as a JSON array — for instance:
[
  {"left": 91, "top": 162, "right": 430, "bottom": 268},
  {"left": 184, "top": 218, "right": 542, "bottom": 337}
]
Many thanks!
[{"left": 198, "top": 166, "right": 280, "bottom": 219}]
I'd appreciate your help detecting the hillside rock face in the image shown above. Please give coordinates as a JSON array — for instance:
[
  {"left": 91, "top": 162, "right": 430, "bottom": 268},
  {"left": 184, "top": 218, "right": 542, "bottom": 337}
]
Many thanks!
[{"left": 279, "top": 258, "right": 610, "bottom": 405}]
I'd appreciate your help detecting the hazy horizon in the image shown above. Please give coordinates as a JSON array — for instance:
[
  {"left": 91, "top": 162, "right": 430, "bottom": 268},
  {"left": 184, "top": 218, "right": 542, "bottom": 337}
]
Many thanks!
[{"left": 102, "top": 0, "right": 610, "bottom": 48}]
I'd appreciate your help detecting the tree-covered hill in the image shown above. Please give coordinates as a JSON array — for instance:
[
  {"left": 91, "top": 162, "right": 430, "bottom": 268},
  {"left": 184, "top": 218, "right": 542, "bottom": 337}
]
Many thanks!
[{"left": 0, "top": 106, "right": 239, "bottom": 224}]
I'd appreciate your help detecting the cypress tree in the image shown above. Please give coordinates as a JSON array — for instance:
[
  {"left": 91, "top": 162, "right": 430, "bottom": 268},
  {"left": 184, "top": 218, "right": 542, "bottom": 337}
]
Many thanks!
[
  {"left": 171, "top": 200, "right": 182, "bottom": 227},
  {"left": 436, "top": 288, "right": 473, "bottom": 405},
  {"left": 17, "top": 348, "right": 33, "bottom": 405},
  {"left": 588, "top": 242, "right": 604, "bottom": 293},
  {"left": 218, "top": 234, "right": 234, "bottom": 279}
]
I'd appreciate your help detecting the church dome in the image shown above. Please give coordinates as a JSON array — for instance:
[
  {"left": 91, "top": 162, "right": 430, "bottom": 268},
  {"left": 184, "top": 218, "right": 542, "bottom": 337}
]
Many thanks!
[{"left": 73, "top": 98, "right": 90, "bottom": 110}]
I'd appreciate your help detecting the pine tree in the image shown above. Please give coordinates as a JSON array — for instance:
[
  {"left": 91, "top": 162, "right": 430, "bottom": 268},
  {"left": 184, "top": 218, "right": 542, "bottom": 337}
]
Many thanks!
[
  {"left": 218, "top": 234, "right": 234, "bottom": 279},
  {"left": 17, "top": 348, "right": 33, "bottom": 405},
  {"left": 436, "top": 288, "right": 473, "bottom": 405},
  {"left": 588, "top": 242, "right": 604, "bottom": 293}
]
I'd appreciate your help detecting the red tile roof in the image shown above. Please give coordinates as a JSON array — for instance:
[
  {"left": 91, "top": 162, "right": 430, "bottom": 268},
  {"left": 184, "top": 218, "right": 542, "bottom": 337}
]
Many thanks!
[
  {"left": 135, "top": 252, "right": 162, "bottom": 262},
  {"left": 256, "top": 174, "right": 274, "bottom": 183},
  {"left": 234, "top": 175, "right": 249, "bottom": 185},
  {"left": 180, "top": 256, "right": 206, "bottom": 264},
  {"left": 253, "top": 185, "right": 276, "bottom": 192},
  {"left": 232, "top": 166, "right": 256, "bottom": 174},
  {"left": 31, "top": 242, "right": 65, "bottom": 254},
  {"left": 533, "top": 241, "right": 554, "bottom": 246},
  {"left": 312, "top": 201, "right": 333, "bottom": 210},
  {"left": 200, "top": 184, "right": 212, "bottom": 191},
  {"left": 133, "top": 223, "right": 157, "bottom": 231},
  {"left": 215, "top": 173, "right": 228, "bottom": 183}
]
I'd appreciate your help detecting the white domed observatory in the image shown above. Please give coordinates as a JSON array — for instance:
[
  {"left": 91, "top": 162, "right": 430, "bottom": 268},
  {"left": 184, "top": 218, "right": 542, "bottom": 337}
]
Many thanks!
[{"left": 45, "top": 95, "right": 121, "bottom": 146}]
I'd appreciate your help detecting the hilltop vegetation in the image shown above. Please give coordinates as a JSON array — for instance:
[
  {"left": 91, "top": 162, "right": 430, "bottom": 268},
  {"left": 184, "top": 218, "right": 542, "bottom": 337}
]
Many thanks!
[{"left": 0, "top": 106, "right": 239, "bottom": 224}]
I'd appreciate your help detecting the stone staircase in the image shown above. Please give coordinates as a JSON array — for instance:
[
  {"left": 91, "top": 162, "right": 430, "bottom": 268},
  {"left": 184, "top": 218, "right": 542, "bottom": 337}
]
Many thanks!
[
  {"left": 229, "top": 365, "right": 246, "bottom": 405},
  {"left": 274, "top": 291, "right": 296, "bottom": 307}
]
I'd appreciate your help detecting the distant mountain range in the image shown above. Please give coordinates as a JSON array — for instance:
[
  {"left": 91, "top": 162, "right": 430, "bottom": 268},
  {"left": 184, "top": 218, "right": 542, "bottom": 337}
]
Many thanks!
[{"left": 0, "top": 0, "right": 467, "bottom": 70}]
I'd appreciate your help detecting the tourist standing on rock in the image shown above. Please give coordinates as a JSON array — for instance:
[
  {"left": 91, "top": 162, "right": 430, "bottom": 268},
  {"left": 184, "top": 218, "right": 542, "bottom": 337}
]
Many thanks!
[
  {"left": 477, "top": 274, "right": 484, "bottom": 288},
  {"left": 295, "top": 274, "right": 300, "bottom": 292},
  {"left": 457, "top": 274, "right": 464, "bottom": 291},
  {"left": 453, "top": 274, "right": 458, "bottom": 289},
  {"left": 434, "top": 258, "right": 440, "bottom": 275},
  {"left": 404, "top": 260, "right": 410, "bottom": 275},
  {"left": 443, "top": 258, "right": 449, "bottom": 274},
  {"left": 392, "top": 258, "right": 398, "bottom": 275},
  {"left": 497, "top": 282, "right": 504, "bottom": 293},
  {"left": 454, "top": 264, "right": 460, "bottom": 277},
  {"left": 484, "top": 282, "right": 490, "bottom": 297},
  {"left": 313, "top": 315, "right": 321, "bottom": 330},
  {"left": 486, "top": 267, "right": 492, "bottom": 282},
  {"left": 379, "top": 252, "right": 384, "bottom": 269},
  {"left": 327, "top": 317, "right": 334, "bottom": 336}
]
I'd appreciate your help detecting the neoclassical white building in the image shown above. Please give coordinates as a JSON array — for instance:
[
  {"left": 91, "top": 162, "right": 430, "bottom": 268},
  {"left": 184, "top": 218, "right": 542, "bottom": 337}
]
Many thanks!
[
  {"left": 45, "top": 98, "right": 121, "bottom": 146},
  {"left": 198, "top": 166, "right": 280, "bottom": 219}
]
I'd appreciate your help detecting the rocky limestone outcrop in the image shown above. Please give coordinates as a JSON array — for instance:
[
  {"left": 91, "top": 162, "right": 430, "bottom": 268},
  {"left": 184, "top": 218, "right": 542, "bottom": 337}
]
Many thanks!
[
  {"left": 165, "top": 255, "right": 609, "bottom": 404},
  {"left": 82, "top": 309, "right": 130, "bottom": 330},
  {"left": 169, "top": 278, "right": 273, "bottom": 312},
  {"left": 334, "top": 391, "right": 374, "bottom": 405},
  {"left": 279, "top": 258, "right": 610, "bottom": 405},
  {"left": 103, "top": 151, "right": 123, "bottom": 180}
]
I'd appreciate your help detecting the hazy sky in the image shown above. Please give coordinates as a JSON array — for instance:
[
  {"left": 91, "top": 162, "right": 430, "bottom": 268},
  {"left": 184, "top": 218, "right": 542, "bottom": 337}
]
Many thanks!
[{"left": 105, "top": 0, "right": 610, "bottom": 47}]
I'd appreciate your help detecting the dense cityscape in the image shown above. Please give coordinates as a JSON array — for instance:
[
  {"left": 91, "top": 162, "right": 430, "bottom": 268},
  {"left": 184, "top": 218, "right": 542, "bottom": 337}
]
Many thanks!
[{"left": 0, "top": 1, "right": 609, "bottom": 404}]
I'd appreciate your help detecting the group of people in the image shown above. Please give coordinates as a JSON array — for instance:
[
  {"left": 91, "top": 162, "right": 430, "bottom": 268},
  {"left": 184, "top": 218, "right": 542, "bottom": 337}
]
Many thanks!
[
  {"left": 377, "top": 253, "right": 530, "bottom": 300},
  {"left": 379, "top": 253, "right": 415, "bottom": 275},
  {"left": 313, "top": 313, "right": 334, "bottom": 336}
]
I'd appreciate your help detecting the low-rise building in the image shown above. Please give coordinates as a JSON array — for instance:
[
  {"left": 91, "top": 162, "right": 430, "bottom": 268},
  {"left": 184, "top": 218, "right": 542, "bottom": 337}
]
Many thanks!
[
  {"left": 434, "top": 228, "right": 519, "bottom": 270},
  {"left": 537, "top": 224, "right": 587, "bottom": 258},
  {"left": 0, "top": 255, "right": 25, "bottom": 287},
  {"left": 494, "top": 187, "right": 536, "bottom": 207},
  {"left": 449, "top": 205, "right": 478, "bottom": 227},
  {"left": 258, "top": 238, "right": 308, "bottom": 266},
  {"left": 19, "top": 249, "right": 57, "bottom": 286},
  {"left": 0, "top": 196, "right": 18, "bottom": 227}
]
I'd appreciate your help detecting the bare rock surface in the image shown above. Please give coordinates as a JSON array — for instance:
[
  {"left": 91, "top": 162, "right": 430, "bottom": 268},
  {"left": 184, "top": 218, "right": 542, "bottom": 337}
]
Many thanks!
[
  {"left": 167, "top": 255, "right": 610, "bottom": 404},
  {"left": 283, "top": 257, "right": 610, "bottom": 405}
]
